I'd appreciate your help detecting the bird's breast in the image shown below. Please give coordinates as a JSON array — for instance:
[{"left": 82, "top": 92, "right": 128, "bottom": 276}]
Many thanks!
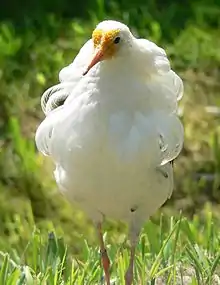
[
  {"left": 51, "top": 88, "right": 160, "bottom": 169},
  {"left": 49, "top": 75, "right": 175, "bottom": 220}
]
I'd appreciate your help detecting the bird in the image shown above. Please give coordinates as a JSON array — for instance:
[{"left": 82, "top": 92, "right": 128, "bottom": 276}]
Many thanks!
[{"left": 35, "top": 20, "right": 184, "bottom": 285}]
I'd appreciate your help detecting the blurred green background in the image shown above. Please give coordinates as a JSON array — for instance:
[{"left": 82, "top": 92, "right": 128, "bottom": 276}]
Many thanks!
[{"left": 1, "top": 0, "right": 220, "bottom": 255}]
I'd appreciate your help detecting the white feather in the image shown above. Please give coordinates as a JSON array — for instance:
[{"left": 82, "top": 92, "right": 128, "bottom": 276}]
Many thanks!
[{"left": 35, "top": 20, "right": 184, "bottom": 222}]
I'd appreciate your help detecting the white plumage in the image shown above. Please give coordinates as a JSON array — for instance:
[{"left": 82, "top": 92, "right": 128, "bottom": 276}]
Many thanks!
[{"left": 35, "top": 20, "right": 184, "bottom": 285}]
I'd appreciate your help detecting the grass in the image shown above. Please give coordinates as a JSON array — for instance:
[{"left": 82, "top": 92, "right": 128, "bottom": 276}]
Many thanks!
[{"left": 0, "top": 212, "right": 220, "bottom": 284}]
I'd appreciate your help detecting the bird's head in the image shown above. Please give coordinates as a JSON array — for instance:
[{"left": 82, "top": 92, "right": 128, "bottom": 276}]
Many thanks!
[{"left": 83, "top": 20, "right": 133, "bottom": 76}]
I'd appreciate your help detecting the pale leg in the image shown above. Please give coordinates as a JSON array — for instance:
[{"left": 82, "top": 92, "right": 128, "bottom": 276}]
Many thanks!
[
  {"left": 125, "top": 240, "right": 136, "bottom": 285},
  {"left": 125, "top": 213, "right": 142, "bottom": 285},
  {"left": 96, "top": 222, "right": 111, "bottom": 285}
]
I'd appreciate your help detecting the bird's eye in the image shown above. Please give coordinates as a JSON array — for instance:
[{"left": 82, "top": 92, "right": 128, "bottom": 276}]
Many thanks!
[{"left": 113, "top": 37, "right": 121, "bottom": 44}]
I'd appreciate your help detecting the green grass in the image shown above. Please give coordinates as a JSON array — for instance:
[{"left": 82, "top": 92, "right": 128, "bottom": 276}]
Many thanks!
[{"left": 0, "top": 212, "right": 220, "bottom": 284}]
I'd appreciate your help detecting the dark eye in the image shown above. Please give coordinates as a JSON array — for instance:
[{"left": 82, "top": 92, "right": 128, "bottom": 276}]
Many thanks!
[{"left": 113, "top": 37, "right": 121, "bottom": 44}]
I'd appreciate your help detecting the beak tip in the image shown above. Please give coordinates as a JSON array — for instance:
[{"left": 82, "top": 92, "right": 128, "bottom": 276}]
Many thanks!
[
  {"left": 82, "top": 69, "right": 88, "bottom": 76},
  {"left": 82, "top": 49, "right": 103, "bottom": 77}
]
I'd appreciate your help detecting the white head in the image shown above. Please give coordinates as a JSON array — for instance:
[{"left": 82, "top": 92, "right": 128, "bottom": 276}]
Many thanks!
[{"left": 83, "top": 20, "right": 134, "bottom": 75}]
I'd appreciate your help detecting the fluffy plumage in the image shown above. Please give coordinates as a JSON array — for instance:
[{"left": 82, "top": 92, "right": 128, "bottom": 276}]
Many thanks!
[{"left": 35, "top": 20, "right": 184, "bottom": 285}]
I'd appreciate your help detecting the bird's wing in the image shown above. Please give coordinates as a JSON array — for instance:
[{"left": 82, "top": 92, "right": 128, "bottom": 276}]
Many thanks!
[
  {"left": 41, "top": 82, "right": 75, "bottom": 115},
  {"left": 36, "top": 39, "right": 94, "bottom": 153},
  {"left": 40, "top": 39, "right": 93, "bottom": 116},
  {"left": 136, "top": 39, "right": 171, "bottom": 76},
  {"left": 136, "top": 39, "right": 184, "bottom": 165},
  {"left": 153, "top": 111, "right": 184, "bottom": 165},
  {"left": 35, "top": 106, "right": 65, "bottom": 156},
  {"left": 136, "top": 39, "right": 183, "bottom": 113}
]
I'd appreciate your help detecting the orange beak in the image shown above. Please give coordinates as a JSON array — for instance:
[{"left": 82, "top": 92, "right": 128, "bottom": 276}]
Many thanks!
[
  {"left": 83, "top": 28, "right": 120, "bottom": 76},
  {"left": 83, "top": 47, "right": 105, "bottom": 76}
]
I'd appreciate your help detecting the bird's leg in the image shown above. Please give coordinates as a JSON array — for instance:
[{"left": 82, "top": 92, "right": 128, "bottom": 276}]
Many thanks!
[
  {"left": 96, "top": 222, "right": 111, "bottom": 285},
  {"left": 125, "top": 239, "right": 136, "bottom": 285},
  {"left": 125, "top": 213, "right": 142, "bottom": 285}
]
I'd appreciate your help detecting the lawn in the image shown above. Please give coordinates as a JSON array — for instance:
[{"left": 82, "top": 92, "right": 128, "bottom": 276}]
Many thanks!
[
  {"left": 1, "top": 211, "right": 220, "bottom": 284},
  {"left": 1, "top": 212, "right": 220, "bottom": 284}
]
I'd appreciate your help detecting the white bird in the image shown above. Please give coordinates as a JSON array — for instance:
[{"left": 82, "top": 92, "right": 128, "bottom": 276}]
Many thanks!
[{"left": 35, "top": 20, "right": 184, "bottom": 285}]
